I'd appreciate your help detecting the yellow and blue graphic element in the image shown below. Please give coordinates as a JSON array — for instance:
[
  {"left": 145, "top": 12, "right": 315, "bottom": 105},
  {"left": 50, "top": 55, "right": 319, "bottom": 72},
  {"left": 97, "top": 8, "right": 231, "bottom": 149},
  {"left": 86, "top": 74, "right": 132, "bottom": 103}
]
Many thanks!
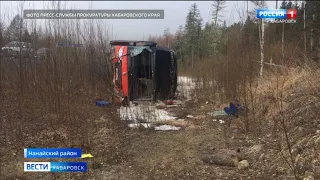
[
  {"left": 24, "top": 162, "right": 87, "bottom": 172},
  {"left": 81, "top": 153, "right": 94, "bottom": 158}
]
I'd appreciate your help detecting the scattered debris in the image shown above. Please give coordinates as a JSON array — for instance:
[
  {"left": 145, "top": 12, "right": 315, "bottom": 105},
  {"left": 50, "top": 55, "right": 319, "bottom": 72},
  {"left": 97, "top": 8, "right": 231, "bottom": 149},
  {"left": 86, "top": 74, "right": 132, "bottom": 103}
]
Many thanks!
[
  {"left": 232, "top": 129, "right": 238, "bottom": 133},
  {"left": 224, "top": 102, "right": 241, "bottom": 116},
  {"left": 201, "top": 148, "right": 244, "bottom": 167},
  {"left": 95, "top": 100, "right": 111, "bottom": 107},
  {"left": 219, "top": 120, "right": 225, "bottom": 124},
  {"left": 163, "top": 100, "right": 174, "bottom": 105},
  {"left": 314, "top": 166, "right": 320, "bottom": 179},
  {"left": 119, "top": 104, "right": 177, "bottom": 122},
  {"left": 303, "top": 171, "right": 315, "bottom": 180},
  {"left": 208, "top": 102, "right": 248, "bottom": 119},
  {"left": 276, "top": 167, "right": 286, "bottom": 174},
  {"left": 314, "top": 136, "right": 320, "bottom": 145},
  {"left": 207, "top": 110, "right": 227, "bottom": 117},
  {"left": 237, "top": 160, "right": 250, "bottom": 170},
  {"left": 201, "top": 154, "right": 236, "bottom": 167},
  {"left": 246, "top": 145, "right": 263, "bottom": 157},
  {"left": 128, "top": 123, "right": 152, "bottom": 128},
  {"left": 154, "top": 125, "right": 181, "bottom": 131},
  {"left": 194, "top": 115, "right": 206, "bottom": 119},
  {"left": 186, "top": 115, "right": 194, "bottom": 119}
]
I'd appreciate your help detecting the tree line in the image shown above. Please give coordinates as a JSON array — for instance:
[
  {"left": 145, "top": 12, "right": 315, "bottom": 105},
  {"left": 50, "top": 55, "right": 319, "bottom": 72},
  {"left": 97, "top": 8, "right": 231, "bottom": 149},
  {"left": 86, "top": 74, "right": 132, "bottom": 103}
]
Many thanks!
[
  {"left": 0, "top": 15, "right": 40, "bottom": 47},
  {"left": 149, "top": 0, "right": 320, "bottom": 76}
]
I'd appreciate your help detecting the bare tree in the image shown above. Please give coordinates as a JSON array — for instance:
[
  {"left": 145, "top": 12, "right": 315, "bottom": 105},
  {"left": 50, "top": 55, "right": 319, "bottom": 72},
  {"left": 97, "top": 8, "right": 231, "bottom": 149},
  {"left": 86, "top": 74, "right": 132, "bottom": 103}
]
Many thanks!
[
  {"left": 251, "top": 1, "right": 267, "bottom": 77},
  {"left": 235, "top": 2, "right": 247, "bottom": 25},
  {"left": 303, "top": 1, "right": 306, "bottom": 54},
  {"left": 211, "top": 0, "right": 226, "bottom": 26},
  {"left": 282, "top": 23, "right": 285, "bottom": 61},
  {"left": 164, "top": 27, "right": 171, "bottom": 48}
]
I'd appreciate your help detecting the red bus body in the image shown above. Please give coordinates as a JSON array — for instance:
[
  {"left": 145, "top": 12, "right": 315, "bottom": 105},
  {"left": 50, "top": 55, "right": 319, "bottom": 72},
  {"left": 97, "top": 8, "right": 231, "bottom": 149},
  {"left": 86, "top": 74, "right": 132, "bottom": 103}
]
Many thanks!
[{"left": 111, "top": 41, "right": 177, "bottom": 106}]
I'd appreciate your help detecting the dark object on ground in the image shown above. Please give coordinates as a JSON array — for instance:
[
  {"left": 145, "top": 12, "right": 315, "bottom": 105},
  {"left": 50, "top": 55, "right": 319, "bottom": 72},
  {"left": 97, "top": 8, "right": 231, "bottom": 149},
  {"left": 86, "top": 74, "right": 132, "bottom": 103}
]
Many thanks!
[
  {"left": 201, "top": 154, "right": 236, "bottom": 167},
  {"left": 201, "top": 148, "right": 244, "bottom": 167},
  {"left": 224, "top": 103, "right": 248, "bottom": 117},
  {"left": 96, "top": 100, "right": 111, "bottom": 107},
  {"left": 163, "top": 100, "right": 174, "bottom": 105},
  {"left": 224, "top": 103, "right": 240, "bottom": 116}
]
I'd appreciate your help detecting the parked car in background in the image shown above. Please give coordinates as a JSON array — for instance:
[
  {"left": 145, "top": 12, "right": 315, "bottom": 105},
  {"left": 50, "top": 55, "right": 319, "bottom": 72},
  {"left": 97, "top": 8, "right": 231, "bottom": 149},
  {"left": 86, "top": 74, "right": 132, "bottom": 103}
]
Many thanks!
[
  {"left": 35, "top": 47, "right": 50, "bottom": 60},
  {"left": 1, "top": 41, "right": 34, "bottom": 58}
]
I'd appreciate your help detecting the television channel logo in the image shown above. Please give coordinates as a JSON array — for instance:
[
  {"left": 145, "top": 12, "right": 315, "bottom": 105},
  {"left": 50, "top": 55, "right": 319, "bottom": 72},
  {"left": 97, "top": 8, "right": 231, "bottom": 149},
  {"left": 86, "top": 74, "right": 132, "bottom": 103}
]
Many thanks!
[
  {"left": 256, "top": 9, "right": 297, "bottom": 23},
  {"left": 24, "top": 162, "right": 87, "bottom": 172}
]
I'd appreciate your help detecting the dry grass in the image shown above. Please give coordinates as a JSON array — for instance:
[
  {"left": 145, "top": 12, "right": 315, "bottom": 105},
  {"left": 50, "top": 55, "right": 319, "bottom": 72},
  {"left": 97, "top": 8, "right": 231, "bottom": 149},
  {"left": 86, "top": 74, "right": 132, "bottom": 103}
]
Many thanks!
[{"left": 0, "top": 7, "right": 127, "bottom": 179}]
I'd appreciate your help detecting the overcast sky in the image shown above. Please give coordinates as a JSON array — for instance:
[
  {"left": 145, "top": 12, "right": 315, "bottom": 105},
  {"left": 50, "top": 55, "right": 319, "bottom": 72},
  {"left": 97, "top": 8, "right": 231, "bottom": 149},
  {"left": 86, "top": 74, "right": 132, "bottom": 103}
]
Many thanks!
[{"left": 0, "top": 1, "right": 277, "bottom": 40}]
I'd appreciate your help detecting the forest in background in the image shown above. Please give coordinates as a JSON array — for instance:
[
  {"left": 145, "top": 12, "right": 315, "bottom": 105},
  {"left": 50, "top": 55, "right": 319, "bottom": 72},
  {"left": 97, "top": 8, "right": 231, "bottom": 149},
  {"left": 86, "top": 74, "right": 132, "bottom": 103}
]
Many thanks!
[{"left": 149, "top": 0, "right": 320, "bottom": 73}]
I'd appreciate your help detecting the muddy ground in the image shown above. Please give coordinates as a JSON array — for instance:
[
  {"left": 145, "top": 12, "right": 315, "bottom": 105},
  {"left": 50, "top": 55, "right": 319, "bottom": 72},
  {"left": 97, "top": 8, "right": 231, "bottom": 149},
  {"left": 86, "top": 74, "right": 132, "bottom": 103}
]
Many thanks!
[
  {"left": 2, "top": 75, "right": 318, "bottom": 180},
  {"left": 86, "top": 101, "right": 286, "bottom": 180}
]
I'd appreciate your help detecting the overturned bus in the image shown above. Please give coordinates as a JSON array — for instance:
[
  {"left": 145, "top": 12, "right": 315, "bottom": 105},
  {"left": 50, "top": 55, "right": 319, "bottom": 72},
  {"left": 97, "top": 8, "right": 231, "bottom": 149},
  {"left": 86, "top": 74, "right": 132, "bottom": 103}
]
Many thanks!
[{"left": 111, "top": 40, "right": 178, "bottom": 105}]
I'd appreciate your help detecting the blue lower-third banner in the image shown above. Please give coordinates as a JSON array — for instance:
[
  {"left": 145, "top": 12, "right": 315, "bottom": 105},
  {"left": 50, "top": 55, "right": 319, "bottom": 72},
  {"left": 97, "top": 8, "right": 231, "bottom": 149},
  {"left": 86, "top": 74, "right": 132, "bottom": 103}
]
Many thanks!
[
  {"left": 24, "top": 148, "right": 82, "bottom": 158},
  {"left": 24, "top": 162, "right": 87, "bottom": 172}
]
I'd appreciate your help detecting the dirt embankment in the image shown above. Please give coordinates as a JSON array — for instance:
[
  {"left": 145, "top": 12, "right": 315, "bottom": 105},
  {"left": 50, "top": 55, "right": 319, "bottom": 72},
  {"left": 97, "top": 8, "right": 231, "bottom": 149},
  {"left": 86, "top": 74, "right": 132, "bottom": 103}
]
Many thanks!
[
  {"left": 93, "top": 68, "right": 320, "bottom": 180},
  {"left": 1, "top": 68, "right": 319, "bottom": 180}
]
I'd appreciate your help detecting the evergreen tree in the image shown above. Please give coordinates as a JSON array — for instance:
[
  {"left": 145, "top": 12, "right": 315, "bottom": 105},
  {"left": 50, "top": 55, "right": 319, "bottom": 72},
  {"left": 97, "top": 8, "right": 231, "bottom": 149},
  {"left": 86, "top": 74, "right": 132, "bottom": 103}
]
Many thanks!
[
  {"left": 5, "top": 14, "right": 25, "bottom": 42},
  {"left": 172, "top": 25, "right": 185, "bottom": 62},
  {"left": 185, "top": 3, "right": 202, "bottom": 68},
  {"left": 22, "top": 29, "right": 31, "bottom": 42},
  {"left": 211, "top": 0, "right": 226, "bottom": 55},
  {"left": 30, "top": 28, "right": 39, "bottom": 48}
]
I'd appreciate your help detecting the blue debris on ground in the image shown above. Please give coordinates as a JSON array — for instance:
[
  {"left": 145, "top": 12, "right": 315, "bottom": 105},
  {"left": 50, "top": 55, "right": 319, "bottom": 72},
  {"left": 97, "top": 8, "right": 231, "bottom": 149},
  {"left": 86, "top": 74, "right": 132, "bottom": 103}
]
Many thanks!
[
  {"left": 208, "top": 102, "right": 247, "bottom": 119},
  {"left": 95, "top": 100, "right": 111, "bottom": 107},
  {"left": 224, "top": 103, "right": 241, "bottom": 116}
]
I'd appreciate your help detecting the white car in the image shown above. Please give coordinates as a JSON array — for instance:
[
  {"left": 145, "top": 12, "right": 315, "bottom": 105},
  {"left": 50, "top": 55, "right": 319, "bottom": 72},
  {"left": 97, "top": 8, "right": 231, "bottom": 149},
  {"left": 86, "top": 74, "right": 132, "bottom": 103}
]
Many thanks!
[{"left": 1, "top": 41, "right": 34, "bottom": 58}]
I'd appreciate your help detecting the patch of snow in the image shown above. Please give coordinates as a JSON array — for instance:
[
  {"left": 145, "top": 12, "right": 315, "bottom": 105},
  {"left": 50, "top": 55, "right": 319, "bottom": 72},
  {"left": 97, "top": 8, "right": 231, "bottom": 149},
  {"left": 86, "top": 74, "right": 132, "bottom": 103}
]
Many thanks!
[
  {"left": 219, "top": 120, "right": 225, "bottom": 124},
  {"left": 118, "top": 76, "right": 196, "bottom": 123},
  {"left": 177, "top": 76, "right": 196, "bottom": 100},
  {"left": 128, "top": 123, "right": 152, "bottom": 128},
  {"left": 119, "top": 103, "right": 176, "bottom": 122},
  {"left": 186, "top": 115, "right": 194, "bottom": 119},
  {"left": 154, "top": 125, "right": 181, "bottom": 131}
]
